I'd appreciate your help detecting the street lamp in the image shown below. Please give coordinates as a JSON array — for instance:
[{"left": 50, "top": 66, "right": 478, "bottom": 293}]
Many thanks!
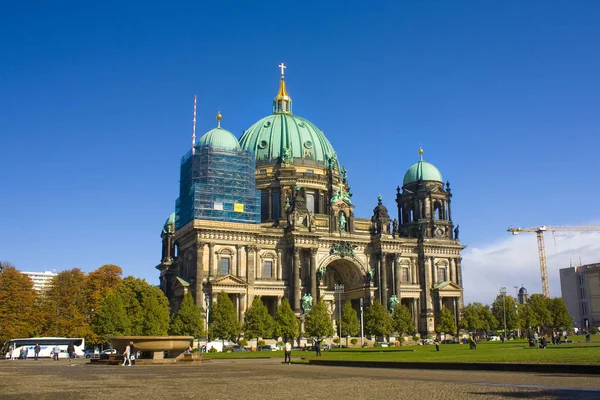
[
  {"left": 500, "top": 287, "right": 507, "bottom": 344},
  {"left": 359, "top": 298, "right": 364, "bottom": 347},
  {"left": 334, "top": 283, "right": 344, "bottom": 341}
]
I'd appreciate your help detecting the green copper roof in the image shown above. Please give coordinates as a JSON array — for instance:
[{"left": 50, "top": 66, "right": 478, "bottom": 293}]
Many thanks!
[
  {"left": 197, "top": 127, "right": 240, "bottom": 151},
  {"left": 403, "top": 158, "right": 443, "bottom": 186},
  {"left": 239, "top": 113, "right": 336, "bottom": 165}
]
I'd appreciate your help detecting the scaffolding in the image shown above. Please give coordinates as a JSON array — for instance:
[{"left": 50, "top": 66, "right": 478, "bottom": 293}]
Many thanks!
[{"left": 176, "top": 145, "right": 260, "bottom": 229}]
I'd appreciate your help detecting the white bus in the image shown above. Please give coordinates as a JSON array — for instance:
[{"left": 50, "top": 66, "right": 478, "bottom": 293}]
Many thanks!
[{"left": 2, "top": 337, "right": 85, "bottom": 359}]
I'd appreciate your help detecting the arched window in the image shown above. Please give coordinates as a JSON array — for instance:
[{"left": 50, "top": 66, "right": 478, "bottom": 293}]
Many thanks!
[{"left": 433, "top": 201, "right": 442, "bottom": 220}]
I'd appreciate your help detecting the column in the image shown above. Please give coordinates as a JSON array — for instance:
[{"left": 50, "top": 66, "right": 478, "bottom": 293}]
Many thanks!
[
  {"left": 276, "top": 249, "right": 283, "bottom": 281},
  {"left": 412, "top": 299, "right": 419, "bottom": 328},
  {"left": 310, "top": 248, "right": 318, "bottom": 305},
  {"left": 411, "top": 257, "right": 417, "bottom": 284},
  {"left": 268, "top": 188, "right": 272, "bottom": 220},
  {"left": 394, "top": 255, "right": 400, "bottom": 297},
  {"left": 430, "top": 257, "right": 436, "bottom": 285},
  {"left": 208, "top": 243, "right": 216, "bottom": 277},
  {"left": 235, "top": 245, "right": 242, "bottom": 277},
  {"left": 247, "top": 246, "right": 256, "bottom": 284},
  {"left": 380, "top": 253, "right": 387, "bottom": 307},
  {"left": 293, "top": 248, "right": 301, "bottom": 311},
  {"left": 239, "top": 293, "right": 247, "bottom": 324},
  {"left": 375, "top": 253, "right": 381, "bottom": 301},
  {"left": 449, "top": 258, "right": 455, "bottom": 283},
  {"left": 195, "top": 242, "right": 205, "bottom": 307}
]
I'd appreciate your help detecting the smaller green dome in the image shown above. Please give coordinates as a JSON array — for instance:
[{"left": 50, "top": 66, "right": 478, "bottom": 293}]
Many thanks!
[
  {"left": 163, "top": 212, "right": 175, "bottom": 233},
  {"left": 403, "top": 150, "right": 443, "bottom": 186},
  {"left": 197, "top": 127, "right": 240, "bottom": 151}
]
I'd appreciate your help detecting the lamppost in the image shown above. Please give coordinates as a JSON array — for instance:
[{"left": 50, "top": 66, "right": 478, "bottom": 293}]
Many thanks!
[
  {"left": 334, "top": 283, "right": 344, "bottom": 341},
  {"left": 500, "top": 287, "right": 507, "bottom": 344},
  {"left": 204, "top": 293, "right": 211, "bottom": 342},
  {"left": 359, "top": 298, "right": 364, "bottom": 347}
]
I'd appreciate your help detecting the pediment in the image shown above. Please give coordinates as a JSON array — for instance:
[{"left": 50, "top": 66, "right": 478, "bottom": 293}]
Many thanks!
[
  {"left": 171, "top": 277, "right": 190, "bottom": 289},
  {"left": 209, "top": 274, "right": 248, "bottom": 287},
  {"left": 433, "top": 281, "right": 462, "bottom": 291}
]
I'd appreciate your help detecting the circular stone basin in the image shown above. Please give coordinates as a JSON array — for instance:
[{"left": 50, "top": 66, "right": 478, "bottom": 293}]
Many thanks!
[{"left": 108, "top": 336, "right": 193, "bottom": 354}]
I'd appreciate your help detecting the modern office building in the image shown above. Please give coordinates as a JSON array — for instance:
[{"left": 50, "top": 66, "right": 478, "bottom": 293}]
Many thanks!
[
  {"left": 560, "top": 263, "right": 600, "bottom": 330},
  {"left": 20, "top": 270, "right": 57, "bottom": 292}
]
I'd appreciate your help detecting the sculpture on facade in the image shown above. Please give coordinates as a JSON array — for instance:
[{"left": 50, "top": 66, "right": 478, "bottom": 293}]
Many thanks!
[
  {"left": 316, "top": 265, "right": 326, "bottom": 282},
  {"left": 281, "top": 146, "right": 293, "bottom": 165},
  {"left": 366, "top": 268, "right": 375, "bottom": 283},
  {"left": 388, "top": 295, "right": 399, "bottom": 313},
  {"left": 338, "top": 212, "right": 347, "bottom": 232},
  {"left": 330, "top": 242, "right": 356, "bottom": 258},
  {"left": 454, "top": 224, "right": 460, "bottom": 240},
  {"left": 301, "top": 293, "right": 313, "bottom": 313},
  {"left": 392, "top": 219, "right": 398, "bottom": 238}
]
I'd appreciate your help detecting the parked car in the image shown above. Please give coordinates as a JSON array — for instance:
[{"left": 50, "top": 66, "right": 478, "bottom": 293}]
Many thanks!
[
  {"left": 376, "top": 342, "right": 389, "bottom": 348},
  {"left": 230, "top": 345, "right": 249, "bottom": 352},
  {"left": 258, "top": 344, "right": 278, "bottom": 351},
  {"left": 321, "top": 344, "right": 330, "bottom": 351},
  {"left": 488, "top": 336, "right": 501, "bottom": 341},
  {"left": 419, "top": 338, "right": 435, "bottom": 345},
  {"left": 100, "top": 348, "right": 117, "bottom": 355}
]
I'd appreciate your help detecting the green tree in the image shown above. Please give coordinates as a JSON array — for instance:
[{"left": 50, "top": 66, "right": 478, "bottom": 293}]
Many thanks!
[
  {"left": 491, "top": 294, "right": 518, "bottom": 332},
  {"left": 547, "top": 297, "right": 573, "bottom": 330},
  {"left": 304, "top": 299, "right": 334, "bottom": 338},
  {"left": 460, "top": 303, "right": 497, "bottom": 336},
  {"left": 243, "top": 296, "right": 273, "bottom": 345},
  {"left": 364, "top": 301, "right": 393, "bottom": 339},
  {"left": 91, "top": 277, "right": 170, "bottom": 339},
  {"left": 340, "top": 301, "right": 360, "bottom": 346},
  {"left": 273, "top": 297, "right": 299, "bottom": 342},
  {"left": 170, "top": 292, "right": 205, "bottom": 338},
  {"left": 391, "top": 304, "right": 416, "bottom": 338},
  {"left": 93, "top": 291, "right": 131, "bottom": 342},
  {"left": 435, "top": 306, "right": 457, "bottom": 335},
  {"left": 209, "top": 291, "right": 241, "bottom": 344},
  {"left": 528, "top": 294, "right": 552, "bottom": 329},
  {"left": 86, "top": 264, "right": 123, "bottom": 343},
  {"left": 0, "top": 266, "right": 38, "bottom": 343}
]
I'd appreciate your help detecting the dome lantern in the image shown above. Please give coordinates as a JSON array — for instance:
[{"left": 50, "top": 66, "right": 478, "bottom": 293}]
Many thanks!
[{"left": 273, "top": 63, "right": 292, "bottom": 114}]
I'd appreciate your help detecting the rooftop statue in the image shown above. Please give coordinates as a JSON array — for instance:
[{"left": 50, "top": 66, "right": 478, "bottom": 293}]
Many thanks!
[{"left": 301, "top": 293, "right": 313, "bottom": 313}]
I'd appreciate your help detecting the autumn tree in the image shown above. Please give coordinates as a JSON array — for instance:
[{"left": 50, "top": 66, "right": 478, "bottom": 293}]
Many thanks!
[
  {"left": 273, "top": 297, "right": 299, "bottom": 342},
  {"left": 364, "top": 301, "right": 393, "bottom": 339},
  {"left": 304, "top": 299, "right": 334, "bottom": 339},
  {"left": 243, "top": 296, "right": 273, "bottom": 345},
  {"left": 86, "top": 264, "right": 123, "bottom": 343},
  {"left": 435, "top": 306, "right": 457, "bottom": 335},
  {"left": 170, "top": 292, "right": 205, "bottom": 338},
  {"left": 340, "top": 301, "right": 360, "bottom": 346},
  {"left": 209, "top": 291, "right": 241, "bottom": 344},
  {"left": 0, "top": 266, "right": 38, "bottom": 343},
  {"left": 39, "top": 268, "right": 92, "bottom": 340},
  {"left": 391, "top": 304, "right": 416, "bottom": 338}
]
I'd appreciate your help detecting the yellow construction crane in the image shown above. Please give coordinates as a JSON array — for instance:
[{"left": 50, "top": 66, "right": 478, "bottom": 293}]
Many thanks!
[{"left": 507, "top": 225, "right": 600, "bottom": 298}]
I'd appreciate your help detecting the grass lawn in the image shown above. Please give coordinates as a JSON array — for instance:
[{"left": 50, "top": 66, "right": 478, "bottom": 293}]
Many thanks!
[{"left": 203, "top": 339, "right": 600, "bottom": 365}]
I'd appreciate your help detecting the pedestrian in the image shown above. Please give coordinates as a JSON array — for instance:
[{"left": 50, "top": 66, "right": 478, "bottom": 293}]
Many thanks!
[
  {"left": 53, "top": 345, "right": 60, "bottom": 361},
  {"left": 540, "top": 335, "right": 547, "bottom": 349},
  {"left": 34, "top": 344, "right": 41, "bottom": 361},
  {"left": 122, "top": 342, "right": 132, "bottom": 366},
  {"left": 314, "top": 339, "right": 322, "bottom": 357},
  {"left": 434, "top": 337, "right": 440, "bottom": 352},
  {"left": 67, "top": 342, "right": 75, "bottom": 362},
  {"left": 533, "top": 332, "right": 539, "bottom": 346},
  {"left": 23, "top": 346, "right": 28, "bottom": 360},
  {"left": 19, "top": 347, "right": 25, "bottom": 360},
  {"left": 284, "top": 341, "right": 292, "bottom": 364}
]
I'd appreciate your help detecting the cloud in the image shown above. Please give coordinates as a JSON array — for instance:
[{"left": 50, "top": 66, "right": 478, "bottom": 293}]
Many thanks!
[{"left": 462, "top": 232, "right": 600, "bottom": 304}]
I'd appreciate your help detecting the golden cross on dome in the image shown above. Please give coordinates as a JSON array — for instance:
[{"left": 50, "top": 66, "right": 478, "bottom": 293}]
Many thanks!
[{"left": 278, "top": 62, "right": 286, "bottom": 76}]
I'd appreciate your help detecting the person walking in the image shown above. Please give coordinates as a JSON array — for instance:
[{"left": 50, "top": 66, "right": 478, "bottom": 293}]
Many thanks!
[
  {"left": 34, "top": 344, "right": 41, "bottom": 361},
  {"left": 23, "top": 346, "right": 28, "bottom": 360},
  {"left": 52, "top": 345, "right": 60, "bottom": 361},
  {"left": 434, "top": 337, "right": 440, "bottom": 352},
  {"left": 67, "top": 342, "right": 75, "bottom": 363},
  {"left": 122, "top": 343, "right": 132, "bottom": 366},
  {"left": 284, "top": 341, "right": 292, "bottom": 364},
  {"left": 314, "top": 339, "right": 322, "bottom": 357}
]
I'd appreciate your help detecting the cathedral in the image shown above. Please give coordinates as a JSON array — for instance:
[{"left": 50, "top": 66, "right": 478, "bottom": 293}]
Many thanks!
[{"left": 157, "top": 65, "right": 465, "bottom": 336}]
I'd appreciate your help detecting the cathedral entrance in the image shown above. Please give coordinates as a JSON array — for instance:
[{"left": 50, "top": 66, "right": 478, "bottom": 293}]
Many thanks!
[{"left": 319, "top": 258, "right": 367, "bottom": 324}]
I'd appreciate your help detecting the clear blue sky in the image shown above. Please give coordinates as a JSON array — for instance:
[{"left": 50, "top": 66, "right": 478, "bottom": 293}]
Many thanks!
[{"left": 1, "top": 1, "right": 599, "bottom": 300}]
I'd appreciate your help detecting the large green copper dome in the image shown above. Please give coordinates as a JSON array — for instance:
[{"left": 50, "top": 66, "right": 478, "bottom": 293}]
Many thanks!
[
  {"left": 403, "top": 149, "right": 443, "bottom": 186},
  {"left": 240, "top": 113, "right": 335, "bottom": 164},
  {"left": 239, "top": 75, "right": 336, "bottom": 165}
]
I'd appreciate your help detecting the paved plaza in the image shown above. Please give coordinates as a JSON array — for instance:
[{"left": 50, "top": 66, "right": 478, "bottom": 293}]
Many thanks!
[{"left": 1, "top": 358, "right": 599, "bottom": 399}]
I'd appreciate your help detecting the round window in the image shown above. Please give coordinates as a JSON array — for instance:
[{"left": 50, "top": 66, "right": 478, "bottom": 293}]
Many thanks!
[
  {"left": 258, "top": 140, "right": 268, "bottom": 149},
  {"left": 304, "top": 141, "right": 313, "bottom": 149}
]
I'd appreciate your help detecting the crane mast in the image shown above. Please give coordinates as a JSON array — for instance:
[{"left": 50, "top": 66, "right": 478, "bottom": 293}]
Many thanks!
[{"left": 507, "top": 225, "right": 600, "bottom": 298}]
